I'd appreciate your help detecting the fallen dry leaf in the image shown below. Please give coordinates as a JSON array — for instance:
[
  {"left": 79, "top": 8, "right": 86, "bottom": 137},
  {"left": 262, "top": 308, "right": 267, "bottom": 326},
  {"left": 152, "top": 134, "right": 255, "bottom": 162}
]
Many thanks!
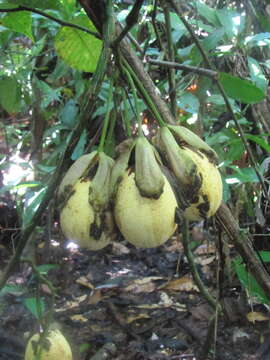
[
  {"left": 124, "top": 277, "right": 163, "bottom": 294},
  {"left": 76, "top": 276, "right": 95, "bottom": 289},
  {"left": 70, "top": 314, "right": 88, "bottom": 323},
  {"left": 161, "top": 276, "right": 199, "bottom": 292},
  {"left": 246, "top": 311, "right": 270, "bottom": 323}
]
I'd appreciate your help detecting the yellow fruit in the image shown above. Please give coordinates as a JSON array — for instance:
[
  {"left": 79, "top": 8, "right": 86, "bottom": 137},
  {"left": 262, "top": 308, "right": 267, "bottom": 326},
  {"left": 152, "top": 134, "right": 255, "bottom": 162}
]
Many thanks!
[
  {"left": 60, "top": 179, "right": 111, "bottom": 250},
  {"left": 25, "top": 329, "right": 72, "bottom": 360},
  {"left": 114, "top": 171, "right": 177, "bottom": 248},
  {"left": 182, "top": 148, "right": 223, "bottom": 221}
]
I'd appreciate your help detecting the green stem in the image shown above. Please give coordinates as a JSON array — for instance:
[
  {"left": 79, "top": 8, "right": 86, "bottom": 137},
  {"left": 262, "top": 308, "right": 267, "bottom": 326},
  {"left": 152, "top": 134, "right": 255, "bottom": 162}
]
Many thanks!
[
  {"left": 121, "top": 56, "right": 167, "bottom": 127},
  {"left": 122, "top": 88, "right": 132, "bottom": 137},
  {"left": 163, "top": 2, "right": 177, "bottom": 116},
  {"left": 98, "top": 80, "right": 114, "bottom": 152},
  {"left": 122, "top": 65, "right": 143, "bottom": 136}
]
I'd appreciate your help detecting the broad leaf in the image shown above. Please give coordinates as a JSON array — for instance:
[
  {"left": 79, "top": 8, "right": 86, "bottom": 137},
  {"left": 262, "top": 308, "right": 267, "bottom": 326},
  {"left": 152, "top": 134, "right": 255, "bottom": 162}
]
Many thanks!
[
  {"left": 54, "top": 15, "right": 102, "bottom": 72},
  {"left": 0, "top": 77, "right": 21, "bottom": 113},
  {"left": 1, "top": 11, "right": 34, "bottom": 41},
  {"left": 219, "top": 72, "right": 265, "bottom": 103}
]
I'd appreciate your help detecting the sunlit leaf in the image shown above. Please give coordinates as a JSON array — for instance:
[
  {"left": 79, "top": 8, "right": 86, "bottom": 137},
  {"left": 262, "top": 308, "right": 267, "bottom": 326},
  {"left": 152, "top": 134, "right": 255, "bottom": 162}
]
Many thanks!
[{"left": 54, "top": 15, "right": 102, "bottom": 72}]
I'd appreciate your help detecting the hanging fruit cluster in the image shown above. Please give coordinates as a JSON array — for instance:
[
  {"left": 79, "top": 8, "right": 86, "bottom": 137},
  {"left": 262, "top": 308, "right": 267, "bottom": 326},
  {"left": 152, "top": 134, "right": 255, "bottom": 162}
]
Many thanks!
[{"left": 58, "top": 123, "right": 223, "bottom": 249}]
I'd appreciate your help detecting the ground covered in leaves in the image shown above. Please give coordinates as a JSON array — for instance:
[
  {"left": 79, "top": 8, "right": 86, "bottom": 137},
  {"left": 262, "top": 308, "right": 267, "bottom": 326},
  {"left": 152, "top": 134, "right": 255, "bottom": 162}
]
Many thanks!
[{"left": 0, "top": 224, "right": 269, "bottom": 360}]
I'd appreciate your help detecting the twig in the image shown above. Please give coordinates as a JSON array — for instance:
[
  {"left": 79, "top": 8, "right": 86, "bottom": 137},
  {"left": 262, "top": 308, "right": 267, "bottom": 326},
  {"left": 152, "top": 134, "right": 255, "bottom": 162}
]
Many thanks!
[
  {"left": 0, "top": 6, "right": 101, "bottom": 39},
  {"left": 168, "top": 0, "right": 270, "bottom": 202},
  {"left": 148, "top": 58, "right": 218, "bottom": 78},
  {"left": 113, "top": 0, "right": 144, "bottom": 47}
]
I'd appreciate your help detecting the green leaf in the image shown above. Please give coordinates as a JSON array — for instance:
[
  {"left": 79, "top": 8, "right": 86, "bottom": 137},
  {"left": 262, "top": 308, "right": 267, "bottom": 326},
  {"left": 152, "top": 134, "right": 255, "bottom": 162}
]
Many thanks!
[
  {"left": 0, "top": 3, "right": 18, "bottom": 9},
  {"left": 8, "top": 0, "right": 59, "bottom": 9},
  {"left": 59, "top": 99, "right": 79, "bottom": 129},
  {"left": 196, "top": 1, "right": 219, "bottom": 26},
  {"left": 247, "top": 56, "right": 268, "bottom": 93},
  {"left": 245, "top": 32, "right": 270, "bottom": 46},
  {"left": 219, "top": 72, "right": 265, "bottom": 104},
  {"left": 36, "top": 264, "right": 59, "bottom": 275},
  {"left": 23, "top": 297, "right": 46, "bottom": 319},
  {"left": 0, "top": 284, "right": 24, "bottom": 296},
  {"left": 23, "top": 187, "right": 47, "bottom": 228},
  {"left": 1, "top": 11, "right": 34, "bottom": 41},
  {"left": 234, "top": 253, "right": 270, "bottom": 305},
  {"left": 226, "top": 166, "right": 259, "bottom": 184},
  {"left": 71, "top": 129, "right": 88, "bottom": 160},
  {"left": 54, "top": 15, "right": 102, "bottom": 72},
  {"left": 216, "top": 8, "right": 244, "bottom": 39},
  {"left": 245, "top": 133, "right": 270, "bottom": 153},
  {"left": 0, "top": 76, "right": 21, "bottom": 113},
  {"left": 177, "top": 92, "right": 200, "bottom": 114}
]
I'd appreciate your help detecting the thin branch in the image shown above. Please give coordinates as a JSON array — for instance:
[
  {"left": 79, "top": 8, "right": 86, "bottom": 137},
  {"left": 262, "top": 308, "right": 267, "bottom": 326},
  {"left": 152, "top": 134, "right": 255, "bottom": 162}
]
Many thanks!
[
  {"left": 168, "top": 0, "right": 270, "bottom": 201},
  {"left": 113, "top": 0, "right": 144, "bottom": 47},
  {"left": 0, "top": 6, "right": 101, "bottom": 39},
  {"left": 148, "top": 58, "right": 218, "bottom": 78}
]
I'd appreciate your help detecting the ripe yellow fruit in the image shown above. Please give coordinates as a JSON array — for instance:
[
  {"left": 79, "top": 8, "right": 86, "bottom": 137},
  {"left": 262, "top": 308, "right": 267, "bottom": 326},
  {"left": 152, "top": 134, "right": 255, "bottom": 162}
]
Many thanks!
[
  {"left": 114, "top": 171, "right": 177, "bottom": 248},
  {"left": 60, "top": 179, "right": 111, "bottom": 250},
  {"left": 25, "top": 329, "right": 72, "bottom": 360},
  {"left": 182, "top": 148, "right": 223, "bottom": 221}
]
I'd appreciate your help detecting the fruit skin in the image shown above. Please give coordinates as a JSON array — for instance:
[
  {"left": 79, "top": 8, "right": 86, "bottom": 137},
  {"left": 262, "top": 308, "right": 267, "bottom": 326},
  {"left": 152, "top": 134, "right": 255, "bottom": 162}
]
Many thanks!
[
  {"left": 114, "top": 170, "right": 177, "bottom": 248},
  {"left": 60, "top": 179, "right": 111, "bottom": 250},
  {"left": 182, "top": 148, "right": 223, "bottom": 221},
  {"left": 25, "top": 329, "right": 72, "bottom": 360}
]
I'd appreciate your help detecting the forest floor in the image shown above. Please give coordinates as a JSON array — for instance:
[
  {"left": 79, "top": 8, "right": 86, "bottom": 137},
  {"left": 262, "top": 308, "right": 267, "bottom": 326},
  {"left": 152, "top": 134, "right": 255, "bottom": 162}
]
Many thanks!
[{"left": 0, "top": 222, "right": 269, "bottom": 360}]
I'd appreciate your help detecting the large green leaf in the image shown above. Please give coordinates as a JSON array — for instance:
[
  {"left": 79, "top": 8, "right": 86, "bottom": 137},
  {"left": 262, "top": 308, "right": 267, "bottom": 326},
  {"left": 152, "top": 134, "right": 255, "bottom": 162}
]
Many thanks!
[
  {"left": 1, "top": 10, "right": 34, "bottom": 40},
  {"left": 0, "top": 76, "right": 21, "bottom": 113},
  {"left": 219, "top": 72, "right": 265, "bottom": 104},
  {"left": 54, "top": 15, "right": 102, "bottom": 72}
]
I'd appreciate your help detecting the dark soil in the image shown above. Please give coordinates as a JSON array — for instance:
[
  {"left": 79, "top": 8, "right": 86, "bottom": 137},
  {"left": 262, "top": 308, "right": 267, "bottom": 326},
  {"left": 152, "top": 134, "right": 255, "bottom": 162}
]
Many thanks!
[{"left": 0, "top": 223, "right": 269, "bottom": 360}]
